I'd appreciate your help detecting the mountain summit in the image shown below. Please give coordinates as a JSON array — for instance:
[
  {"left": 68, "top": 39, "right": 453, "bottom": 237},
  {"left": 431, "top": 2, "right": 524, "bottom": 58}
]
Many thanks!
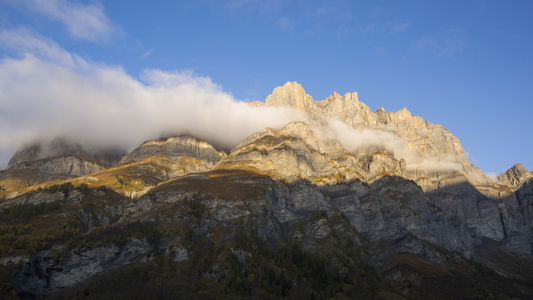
[
  {"left": 253, "top": 81, "right": 489, "bottom": 186},
  {"left": 1, "top": 82, "right": 532, "bottom": 299}
]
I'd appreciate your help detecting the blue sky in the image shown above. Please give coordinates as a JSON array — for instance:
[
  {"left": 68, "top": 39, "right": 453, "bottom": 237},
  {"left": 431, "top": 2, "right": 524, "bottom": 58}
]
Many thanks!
[{"left": 0, "top": 0, "right": 532, "bottom": 174}]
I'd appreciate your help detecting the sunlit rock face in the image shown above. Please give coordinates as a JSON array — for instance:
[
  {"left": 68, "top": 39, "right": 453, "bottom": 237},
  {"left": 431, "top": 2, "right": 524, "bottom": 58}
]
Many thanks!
[
  {"left": 498, "top": 163, "right": 533, "bottom": 187},
  {"left": 119, "top": 135, "right": 228, "bottom": 180},
  {"left": 242, "top": 82, "right": 533, "bottom": 256},
  {"left": 252, "top": 81, "right": 490, "bottom": 187},
  {"left": 216, "top": 121, "right": 342, "bottom": 184},
  {"left": 121, "top": 136, "right": 226, "bottom": 166}
]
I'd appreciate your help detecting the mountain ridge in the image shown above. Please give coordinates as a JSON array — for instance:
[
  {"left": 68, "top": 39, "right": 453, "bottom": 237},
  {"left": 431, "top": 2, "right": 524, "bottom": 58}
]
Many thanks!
[
  {"left": 1, "top": 82, "right": 532, "bottom": 299},
  {"left": 252, "top": 82, "right": 496, "bottom": 187}
]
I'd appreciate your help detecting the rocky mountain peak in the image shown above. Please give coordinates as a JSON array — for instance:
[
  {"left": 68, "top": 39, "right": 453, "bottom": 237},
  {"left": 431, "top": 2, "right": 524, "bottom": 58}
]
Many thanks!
[
  {"left": 264, "top": 81, "right": 314, "bottom": 111},
  {"left": 5, "top": 137, "right": 125, "bottom": 178},
  {"left": 257, "top": 82, "right": 489, "bottom": 187},
  {"left": 263, "top": 82, "right": 371, "bottom": 125},
  {"left": 7, "top": 143, "right": 41, "bottom": 169},
  {"left": 121, "top": 136, "right": 226, "bottom": 164},
  {"left": 8, "top": 137, "right": 123, "bottom": 168},
  {"left": 498, "top": 163, "right": 533, "bottom": 187},
  {"left": 8, "top": 137, "right": 80, "bottom": 168},
  {"left": 260, "top": 82, "right": 427, "bottom": 134}
]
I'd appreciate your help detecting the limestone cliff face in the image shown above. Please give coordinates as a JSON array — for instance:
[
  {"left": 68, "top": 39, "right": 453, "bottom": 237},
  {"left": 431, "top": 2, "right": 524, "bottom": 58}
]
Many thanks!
[
  {"left": 235, "top": 82, "right": 533, "bottom": 256},
  {"left": 121, "top": 136, "right": 226, "bottom": 165},
  {"left": 216, "top": 120, "right": 417, "bottom": 185},
  {"left": 8, "top": 137, "right": 123, "bottom": 168},
  {"left": 5, "top": 155, "right": 107, "bottom": 178},
  {"left": 498, "top": 163, "right": 533, "bottom": 187},
  {"left": 122, "top": 136, "right": 226, "bottom": 168},
  {"left": 7, "top": 144, "right": 42, "bottom": 169},
  {"left": 264, "top": 81, "right": 315, "bottom": 111},
  {"left": 38, "top": 156, "right": 105, "bottom": 176},
  {"left": 257, "top": 81, "right": 489, "bottom": 186},
  {"left": 216, "top": 122, "right": 365, "bottom": 185},
  {"left": 6, "top": 137, "right": 124, "bottom": 178},
  {"left": 211, "top": 120, "right": 531, "bottom": 256},
  {"left": 119, "top": 136, "right": 227, "bottom": 181}
]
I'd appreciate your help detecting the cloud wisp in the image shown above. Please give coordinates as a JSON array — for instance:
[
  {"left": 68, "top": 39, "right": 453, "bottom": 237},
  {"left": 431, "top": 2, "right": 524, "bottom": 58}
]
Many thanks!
[
  {"left": 326, "top": 119, "right": 462, "bottom": 173},
  {"left": 19, "top": 0, "right": 116, "bottom": 42},
  {"left": 0, "top": 29, "right": 302, "bottom": 169}
]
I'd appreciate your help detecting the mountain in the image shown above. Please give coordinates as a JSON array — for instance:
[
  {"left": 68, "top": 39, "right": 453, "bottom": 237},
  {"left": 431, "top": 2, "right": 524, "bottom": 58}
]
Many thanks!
[
  {"left": 8, "top": 137, "right": 124, "bottom": 169},
  {"left": 498, "top": 163, "right": 533, "bottom": 187},
  {"left": 1, "top": 82, "right": 532, "bottom": 299},
  {"left": 252, "top": 82, "right": 489, "bottom": 185},
  {"left": 0, "top": 137, "right": 125, "bottom": 194}
]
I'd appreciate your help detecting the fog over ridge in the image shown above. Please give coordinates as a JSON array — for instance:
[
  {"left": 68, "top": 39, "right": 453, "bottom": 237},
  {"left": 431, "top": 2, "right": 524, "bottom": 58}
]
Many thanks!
[
  {"left": 319, "top": 119, "right": 462, "bottom": 173},
  {"left": 0, "top": 28, "right": 465, "bottom": 174},
  {"left": 0, "top": 28, "right": 307, "bottom": 169}
]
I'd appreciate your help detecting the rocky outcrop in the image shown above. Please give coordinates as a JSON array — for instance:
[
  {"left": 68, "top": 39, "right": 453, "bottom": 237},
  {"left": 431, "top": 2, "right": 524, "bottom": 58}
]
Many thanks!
[
  {"left": 6, "top": 137, "right": 125, "bottom": 179},
  {"left": 18, "top": 238, "right": 153, "bottom": 296},
  {"left": 8, "top": 137, "right": 123, "bottom": 168},
  {"left": 7, "top": 143, "right": 42, "bottom": 168},
  {"left": 216, "top": 122, "right": 359, "bottom": 184},
  {"left": 117, "top": 136, "right": 227, "bottom": 181},
  {"left": 121, "top": 136, "right": 226, "bottom": 166},
  {"left": 498, "top": 163, "right": 533, "bottom": 187},
  {"left": 39, "top": 156, "right": 105, "bottom": 176},
  {"left": 4, "top": 155, "right": 106, "bottom": 178}
]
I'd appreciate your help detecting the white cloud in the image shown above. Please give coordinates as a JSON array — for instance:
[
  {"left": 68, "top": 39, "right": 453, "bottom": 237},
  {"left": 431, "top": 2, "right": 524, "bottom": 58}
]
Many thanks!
[
  {"left": 21, "top": 0, "right": 116, "bottom": 42},
  {"left": 326, "top": 119, "right": 461, "bottom": 172},
  {"left": 0, "top": 27, "right": 468, "bottom": 173},
  {"left": 0, "top": 28, "right": 82, "bottom": 67},
  {"left": 486, "top": 172, "right": 498, "bottom": 182},
  {"left": 0, "top": 29, "right": 302, "bottom": 169}
]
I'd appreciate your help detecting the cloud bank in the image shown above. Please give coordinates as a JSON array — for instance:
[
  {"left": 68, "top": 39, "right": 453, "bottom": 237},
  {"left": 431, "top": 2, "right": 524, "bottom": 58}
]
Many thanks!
[
  {"left": 0, "top": 28, "right": 302, "bottom": 169},
  {"left": 0, "top": 28, "right": 464, "bottom": 173}
]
